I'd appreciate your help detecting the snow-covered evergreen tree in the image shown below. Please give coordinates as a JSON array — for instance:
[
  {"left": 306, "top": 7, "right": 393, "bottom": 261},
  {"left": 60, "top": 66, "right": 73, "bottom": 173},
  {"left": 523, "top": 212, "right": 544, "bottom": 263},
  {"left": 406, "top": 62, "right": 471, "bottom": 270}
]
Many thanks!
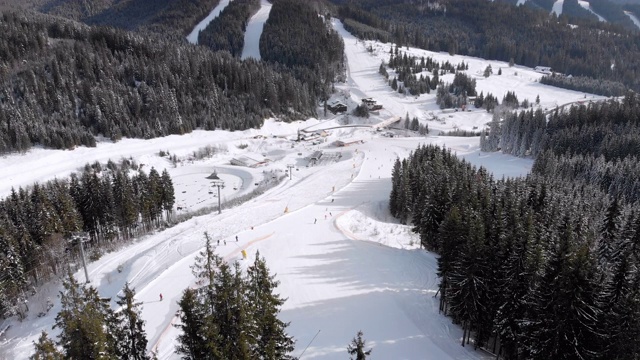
[
  {"left": 114, "top": 283, "right": 150, "bottom": 360},
  {"left": 246, "top": 251, "right": 295, "bottom": 359},
  {"left": 347, "top": 331, "right": 372, "bottom": 360}
]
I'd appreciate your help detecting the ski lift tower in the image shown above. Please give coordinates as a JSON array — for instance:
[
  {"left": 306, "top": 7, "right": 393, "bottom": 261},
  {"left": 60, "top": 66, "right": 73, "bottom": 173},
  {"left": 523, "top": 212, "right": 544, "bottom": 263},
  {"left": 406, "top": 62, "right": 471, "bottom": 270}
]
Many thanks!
[
  {"left": 287, "top": 164, "right": 295, "bottom": 180},
  {"left": 70, "top": 232, "right": 91, "bottom": 283},
  {"left": 206, "top": 170, "right": 225, "bottom": 214}
]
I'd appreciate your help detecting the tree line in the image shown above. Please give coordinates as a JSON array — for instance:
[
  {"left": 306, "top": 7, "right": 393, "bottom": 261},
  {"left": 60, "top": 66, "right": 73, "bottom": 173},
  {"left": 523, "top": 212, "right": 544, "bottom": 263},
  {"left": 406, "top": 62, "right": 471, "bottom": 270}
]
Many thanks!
[
  {"left": 540, "top": 74, "right": 627, "bottom": 97},
  {"left": 0, "top": 159, "right": 174, "bottom": 320},
  {"left": 390, "top": 143, "right": 640, "bottom": 359},
  {"left": 482, "top": 92, "right": 640, "bottom": 203}
]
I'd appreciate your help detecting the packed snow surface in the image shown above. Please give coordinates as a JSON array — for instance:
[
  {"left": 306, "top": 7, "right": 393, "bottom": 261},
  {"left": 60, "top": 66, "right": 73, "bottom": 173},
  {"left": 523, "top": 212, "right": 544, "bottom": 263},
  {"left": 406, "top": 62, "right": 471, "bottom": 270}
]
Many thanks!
[
  {"left": 241, "top": 0, "right": 272, "bottom": 60},
  {"left": 625, "top": 10, "right": 640, "bottom": 29},
  {"left": 578, "top": 0, "right": 607, "bottom": 22},
  {"left": 552, "top": 0, "right": 564, "bottom": 16},
  {"left": 186, "top": 0, "right": 233, "bottom": 44},
  {"left": 0, "top": 16, "right": 604, "bottom": 360}
]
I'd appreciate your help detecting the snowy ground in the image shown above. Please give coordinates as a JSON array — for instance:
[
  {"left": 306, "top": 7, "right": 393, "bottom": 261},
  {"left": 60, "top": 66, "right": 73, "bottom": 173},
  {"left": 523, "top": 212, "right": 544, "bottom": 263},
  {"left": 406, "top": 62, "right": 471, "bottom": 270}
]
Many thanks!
[{"left": 0, "top": 14, "right": 604, "bottom": 360}]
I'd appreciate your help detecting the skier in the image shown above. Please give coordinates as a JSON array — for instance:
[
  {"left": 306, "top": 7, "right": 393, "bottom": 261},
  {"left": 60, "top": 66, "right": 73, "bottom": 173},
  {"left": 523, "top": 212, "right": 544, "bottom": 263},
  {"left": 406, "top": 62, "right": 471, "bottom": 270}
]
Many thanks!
[
  {"left": 314, "top": 218, "right": 317, "bottom": 224},
  {"left": 331, "top": 198, "right": 334, "bottom": 203},
  {"left": 224, "top": 240, "right": 227, "bottom": 245},
  {"left": 217, "top": 239, "right": 220, "bottom": 245},
  {"left": 160, "top": 293, "right": 163, "bottom": 301},
  {"left": 236, "top": 235, "right": 238, "bottom": 242}
]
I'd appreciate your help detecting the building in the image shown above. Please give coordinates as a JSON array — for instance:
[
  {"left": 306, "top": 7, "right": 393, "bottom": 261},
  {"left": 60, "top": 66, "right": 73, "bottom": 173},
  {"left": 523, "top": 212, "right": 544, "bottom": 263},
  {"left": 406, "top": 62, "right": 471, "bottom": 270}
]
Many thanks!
[
  {"left": 534, "top": 66, "right": 552, "bottom": 75},
  {"left": 362, "top": 98, "right": 383, "bottom": 111},
  {"left": 230, "top": 155, "right": 269, "bottom": 168},
  {"left": 309, "top": 151, "right": 323, "bottom": 165},
  {"left": 327, "top": 101, "right": 347, "bottom": 114}
]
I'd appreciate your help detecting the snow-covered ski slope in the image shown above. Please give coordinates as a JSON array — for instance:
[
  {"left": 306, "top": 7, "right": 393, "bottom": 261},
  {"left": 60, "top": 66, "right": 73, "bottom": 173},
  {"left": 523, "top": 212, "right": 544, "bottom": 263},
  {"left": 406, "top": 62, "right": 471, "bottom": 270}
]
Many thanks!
[
  {"left": 552, "top": 0, "right": 608, "bottom": 21},
  {"left": 552, "top": 0, "right": 565, "bottom": 16},
  {"left": 578, "top": 0, "right": 607, "bottom": 21},
  {"left": 186, "top": 0, "right": 233, "bottom": 44},
  {"left": 0, "top": 17, "right": 605, "bottom": 360},
  {"left": 626, "top": 10, "right": 640, "bottom": 29},
  {"left": 241, "top": 0, "right": 272, "bottom": 60}
]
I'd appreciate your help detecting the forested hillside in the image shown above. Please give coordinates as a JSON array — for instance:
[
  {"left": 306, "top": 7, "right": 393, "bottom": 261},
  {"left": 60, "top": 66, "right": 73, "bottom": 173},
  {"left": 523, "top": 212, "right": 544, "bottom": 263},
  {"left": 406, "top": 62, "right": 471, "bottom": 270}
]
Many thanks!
[
  {"left": 260, "top": 0, "right": 345, "bottom": 101},
  {"left": 390, "top": 142, "right": 640, "bottom": 359},
  {"left": 0, "top": 11, "right": 318, "bottom": 154},
  {"left": 391, "top": 92, "right": 640, "bottom": 359},
  {"left": 26, "top": 0, "right": 221, "bottom": 39},
  {"left": 332, "top": 0, "right": 640, "bottom": 91}
]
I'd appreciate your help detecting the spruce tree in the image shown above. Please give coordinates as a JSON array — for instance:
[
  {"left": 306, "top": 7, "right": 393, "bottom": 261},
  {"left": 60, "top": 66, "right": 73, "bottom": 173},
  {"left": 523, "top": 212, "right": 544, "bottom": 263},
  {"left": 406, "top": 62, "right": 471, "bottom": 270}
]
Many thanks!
[
  {"left": 54, "top": 274, "right": 117, "bottom": 359},
  {"left": 114, "top": 283, "right": 150, "bottom": 360},
  {"left": 30, "top": 331, "right": 62, "bottom": 360},
  {"left": 161, "top": 169, "right": 175, "bottom": 222},
  {"left": 213, "top": 262, "right": 253, "bottom": 359},
  {"left": 347, "top": 331, "right": 372, "bottom": 360},
  {"left": 246, "top": 252, "right": 295, "bottom": 359},
  {"left": 176, "top": 288, "right": 219, "bottom": 360},
  {"left": 526, "top": 218, "right": 602, "bottom": 359},
  {"left": 598, "top": 197, "right": 622, "bottom": 266},
  {"left": 436, "top": 206, "right": 467, "bottom": 314}
]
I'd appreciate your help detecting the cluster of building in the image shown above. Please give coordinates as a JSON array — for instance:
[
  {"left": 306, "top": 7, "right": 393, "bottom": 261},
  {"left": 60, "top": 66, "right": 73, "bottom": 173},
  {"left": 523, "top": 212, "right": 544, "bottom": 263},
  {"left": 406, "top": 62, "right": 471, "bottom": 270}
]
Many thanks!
[{"left": 327, "top": 97, "right": 383, "bottom": 114}]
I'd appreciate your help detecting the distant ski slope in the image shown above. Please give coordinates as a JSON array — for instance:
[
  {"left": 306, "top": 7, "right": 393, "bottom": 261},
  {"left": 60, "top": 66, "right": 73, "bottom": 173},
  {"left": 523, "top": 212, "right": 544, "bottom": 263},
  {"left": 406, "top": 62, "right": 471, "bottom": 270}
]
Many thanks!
[
  {"left": 625, "top": 10, "right": 640, "bottom": 29},
  {"left": 552, "top": 0, "right": 607, "bottom": 21},
  {"left": 186, "top": 0, "right": 233, "bottom": 44},
  {"left": 578, "top": 0, "right": 607, "bottom": 21},
  {"left": 552, "top": 0, "right": 565, "bottom": 16},
  {"left": 241, "top": 0, "right": 272, "bottom": 60}
]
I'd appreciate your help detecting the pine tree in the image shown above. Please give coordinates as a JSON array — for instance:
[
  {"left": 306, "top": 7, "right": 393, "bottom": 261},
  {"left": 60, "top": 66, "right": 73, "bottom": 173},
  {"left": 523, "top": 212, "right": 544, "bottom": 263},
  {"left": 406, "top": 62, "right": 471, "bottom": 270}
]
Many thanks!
[
  {"left": 389, "top": 159, "right": 402, "bottom": 217},
  {"left": 526, "top": 218, "right": 602, "bottom": 359},
  {"left": 176, "top": 288, "right": 219, "bottom": 360},
  {"left": 436, "top": 206, "right": 467, "bottom": 314},
  {"left": 213, "top": 262, "right": 253, "bottom": 359},
  {"left": 347, "top": 331, "right": 371, "bottom": 360},
  {"left": 161, "top": 169, "right": 175, "bottom": 222},
  {"left": 447, "top": 210, "right": 489, "bottom": 347},
  {"left": 484, "top": 65, "right": 492, "bottom": 77},
  {"left": 54, "top": 274, "right": 117, "bottom": 359},
  {"left": 114, "top": 283, "right": 150, "bottom": 360},
  {"left": 598, "top": 197, "right": 622, "bottom": 266},
  {"left": 30, "top": 331, "right": 63, "bottom": 360},
  {"left": 246, "top": 251, "right": 295, "bottom": 359}
]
